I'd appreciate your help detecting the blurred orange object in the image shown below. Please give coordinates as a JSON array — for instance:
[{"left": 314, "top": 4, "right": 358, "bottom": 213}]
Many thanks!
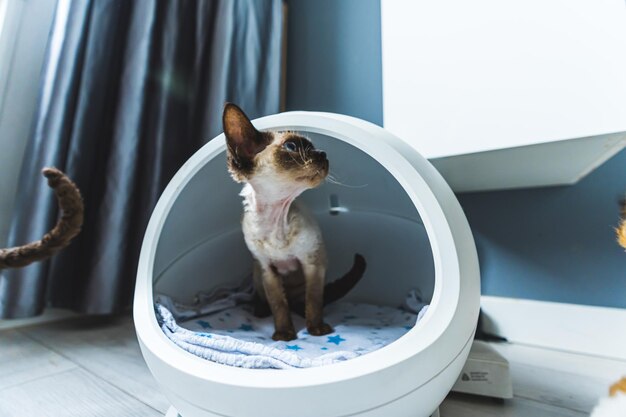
[
  {"left": 609, "top": 377, "right": 626, "bottom": 397},
  {"left": 617, "top": 199, "right": 626, "bottom": 249}
]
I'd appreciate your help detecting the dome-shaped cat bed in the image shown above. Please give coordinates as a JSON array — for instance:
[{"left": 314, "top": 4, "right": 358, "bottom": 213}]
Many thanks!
[{"left": 134, "top": 112, "right": 480, "bottom": 417}]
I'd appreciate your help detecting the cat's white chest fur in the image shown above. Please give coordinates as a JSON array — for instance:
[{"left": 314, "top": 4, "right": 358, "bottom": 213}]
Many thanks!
[{"left": 240, "top": 183, "right": 323, "bottom": 270}]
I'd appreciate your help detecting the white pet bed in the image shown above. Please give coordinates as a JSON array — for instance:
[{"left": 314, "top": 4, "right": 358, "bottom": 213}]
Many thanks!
[{"left": 134, "top": 112, "right": 480, "bottom": 417}]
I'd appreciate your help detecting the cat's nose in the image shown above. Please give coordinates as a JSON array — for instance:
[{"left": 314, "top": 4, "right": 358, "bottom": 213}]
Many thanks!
[{"left": 315, "top": 150, "right": 327, "bottom": 160}]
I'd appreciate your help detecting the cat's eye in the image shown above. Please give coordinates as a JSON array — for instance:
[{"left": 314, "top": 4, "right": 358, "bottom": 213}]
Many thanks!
[{"left": 283, "top": 141, "right": 297, "bottom": 152}]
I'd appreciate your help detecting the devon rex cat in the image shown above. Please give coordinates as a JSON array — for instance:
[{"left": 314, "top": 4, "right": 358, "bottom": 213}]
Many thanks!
[{"left": 223, "top": 103, "right": 366, "bottom": 341}]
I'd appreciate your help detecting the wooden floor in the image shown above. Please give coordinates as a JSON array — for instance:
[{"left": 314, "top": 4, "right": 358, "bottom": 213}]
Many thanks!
[{"left": 1, "top": 315, "right": 624, "bottom": 417}]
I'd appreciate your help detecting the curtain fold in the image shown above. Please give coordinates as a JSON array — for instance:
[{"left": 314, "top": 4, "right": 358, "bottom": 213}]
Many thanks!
[{"left": 0, "top": 0, "right": 283, "bottom": 318}]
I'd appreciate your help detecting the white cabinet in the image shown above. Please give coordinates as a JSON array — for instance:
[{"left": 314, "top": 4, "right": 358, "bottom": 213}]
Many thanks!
[{"left": 381, "top": 0, "right": 626, "bottom": 191}]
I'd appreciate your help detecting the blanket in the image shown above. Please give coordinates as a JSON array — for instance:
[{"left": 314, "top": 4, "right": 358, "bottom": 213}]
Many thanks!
[{"left": 156, "top": 288, "right": 428, "bottom": 369}]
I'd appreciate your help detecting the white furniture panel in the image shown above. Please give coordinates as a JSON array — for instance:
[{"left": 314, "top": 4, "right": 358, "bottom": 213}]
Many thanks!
[{"left": 382, "top": 0, "right": 626, "bottom": 191}]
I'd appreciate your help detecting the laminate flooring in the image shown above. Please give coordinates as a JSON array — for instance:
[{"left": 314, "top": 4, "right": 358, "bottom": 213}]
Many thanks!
[{"left": 1, "top": 315, "right": 624, "bottom": 417}]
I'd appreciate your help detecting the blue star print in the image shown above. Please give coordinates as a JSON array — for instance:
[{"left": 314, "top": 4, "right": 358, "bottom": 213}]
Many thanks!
[
  {"left": 196, "top": 320, "right": 212, "bottom": 329},
  {"left": 286, "top": 344, "right": 302, "bottom": 351},
  {"left": 239, "top": 324, "right": 253, "bottom": 331},
  {"left": 327, "top": 335, "right": 346, "bottom": 345}
]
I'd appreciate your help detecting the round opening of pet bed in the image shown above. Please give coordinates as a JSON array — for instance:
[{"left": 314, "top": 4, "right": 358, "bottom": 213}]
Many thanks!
[{"left": 152, "top": 131, "right": 436, "bottom": 369}]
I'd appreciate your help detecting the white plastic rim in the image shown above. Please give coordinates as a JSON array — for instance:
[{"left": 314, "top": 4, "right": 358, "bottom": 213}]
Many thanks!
[{"left": 134, "top": 112, "right": 480, "bottom": 415}]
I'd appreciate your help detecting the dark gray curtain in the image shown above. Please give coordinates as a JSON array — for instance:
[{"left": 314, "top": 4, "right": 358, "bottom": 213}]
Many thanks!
[{"left": 0, "top": 0, "right": 282, "bottom": 318}]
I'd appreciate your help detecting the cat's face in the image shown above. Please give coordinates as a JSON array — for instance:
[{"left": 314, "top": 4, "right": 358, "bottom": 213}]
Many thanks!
[{"left": 223, "top": 103, "right": 329, "bottom": 189}]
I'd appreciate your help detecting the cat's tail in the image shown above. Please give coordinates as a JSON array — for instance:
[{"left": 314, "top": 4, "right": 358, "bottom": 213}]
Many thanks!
[
  {"left": 323, "top": 253, "right": 367, "bottom": 305},
  {"left": 0, "top": 168, "right": 83, "bottom": 269},
  {"left": 617, "top": 198, "right": 626, "bottom": 250}
]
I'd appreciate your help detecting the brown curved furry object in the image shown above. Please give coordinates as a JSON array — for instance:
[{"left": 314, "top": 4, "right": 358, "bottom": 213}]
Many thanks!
[
  {"left": 0, "top": 167, "right": 83, "bottom": 269},
  {"left": 617, "top": 198, "right": 626, "bottom": 250}
]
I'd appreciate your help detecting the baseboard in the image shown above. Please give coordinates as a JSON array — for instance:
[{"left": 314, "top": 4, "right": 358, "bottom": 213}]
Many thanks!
[
  {"left": 0, "top": 308, "right": 77, "bottom": 331},
  {"left": 480, "top": 296, "right": 626, "bottom": 361},
  {"left": 2, "top": 297, "right": 623, "bottom": 362}
]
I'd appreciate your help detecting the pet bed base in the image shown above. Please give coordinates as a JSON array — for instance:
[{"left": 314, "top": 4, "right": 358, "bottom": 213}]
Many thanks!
[{"left": 164, "top": 406, "right": 442, "bottom": 417}]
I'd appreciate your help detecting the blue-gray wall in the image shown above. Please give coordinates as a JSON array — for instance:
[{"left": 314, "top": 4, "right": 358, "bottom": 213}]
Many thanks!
[
  {"left": 285, "top": 0, "right": 382, "bottom": 125},
  {"left": 285, "top": 0, "right": 626, "bottom": 309}
]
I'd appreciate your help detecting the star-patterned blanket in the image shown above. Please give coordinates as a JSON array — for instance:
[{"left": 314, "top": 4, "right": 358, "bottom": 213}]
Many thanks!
[{"left": 155, "top": 290, "right": 428, "bottom": 369}]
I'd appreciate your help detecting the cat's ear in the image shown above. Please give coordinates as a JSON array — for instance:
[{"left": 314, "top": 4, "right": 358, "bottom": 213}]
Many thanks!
[{"left": 223, "top": 103, "right": 270, "bottom": 164}]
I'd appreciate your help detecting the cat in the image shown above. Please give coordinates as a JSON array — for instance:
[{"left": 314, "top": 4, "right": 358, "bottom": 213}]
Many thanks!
[
  {"left": 0, "top": 167, "right": 83, "bottom": 269},
  {"left": 222, "top": 103, "right": 366, "bottom": 341}
]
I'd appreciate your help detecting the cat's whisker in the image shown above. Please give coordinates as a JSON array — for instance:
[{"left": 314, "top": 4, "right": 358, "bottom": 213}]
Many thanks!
[
  {"left": 299, "top": 147, "right": 308, "bottom": 165},
  {"left": 325, "top": 172, "right": 369, "bottom": 189},
  {"left": 288, "top": 153, "right": 304, "bottom": 167}
]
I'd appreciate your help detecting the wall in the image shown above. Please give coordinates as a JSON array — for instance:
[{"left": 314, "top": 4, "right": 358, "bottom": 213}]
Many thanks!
[
  {"left": 285, "top": 0, "right": 626, "bottom": 309},
  {"left": 285, "top": 0, "right": 382, "bottom": 125}
]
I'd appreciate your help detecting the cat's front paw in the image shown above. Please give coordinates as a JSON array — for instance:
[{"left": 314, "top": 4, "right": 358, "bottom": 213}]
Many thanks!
[
  {"left": 307, "top": 322, "right": 333, "bottom": 336},
  {"left": 272, "top": 329, "right": 297, "bottom": 341}
]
